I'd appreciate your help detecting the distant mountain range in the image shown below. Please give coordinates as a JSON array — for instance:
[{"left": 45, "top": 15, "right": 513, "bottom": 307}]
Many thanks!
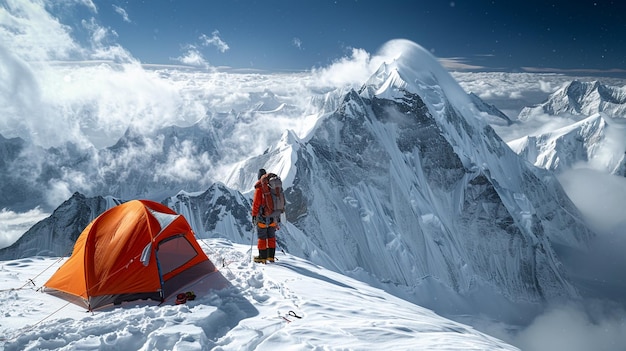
[
  {"left": 0, "top": 80, "right": 512, "bottom": 214},
  {"left": 512, "top": 80, "right": 626, "bottom": 175},
  {"left": 518, "top": 80, "right": 626, "bottom": 121}
]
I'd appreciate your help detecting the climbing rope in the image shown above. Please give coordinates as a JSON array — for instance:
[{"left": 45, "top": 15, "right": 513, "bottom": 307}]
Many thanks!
[
  {"left": 0, "top": 298, "right": 74, "bottom": 343},
  {"left": 279, "top": 310, "right": 303, "bottom": 323},
  {"left": 1, "top": 251, "right": 148, "bottom": 343}
]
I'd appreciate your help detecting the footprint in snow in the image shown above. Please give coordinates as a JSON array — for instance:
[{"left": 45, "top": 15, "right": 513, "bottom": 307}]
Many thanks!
[{"left": 246, "top": 272, "right": 264, "bottom": 289}]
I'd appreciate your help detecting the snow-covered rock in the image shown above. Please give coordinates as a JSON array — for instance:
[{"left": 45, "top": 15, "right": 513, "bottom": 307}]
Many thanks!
[
  {"left": 163, "top": 183, "right": 254, "bottom": 243},
  {"left": 511, "top": 80, "right": 626, "bottom": 176}
]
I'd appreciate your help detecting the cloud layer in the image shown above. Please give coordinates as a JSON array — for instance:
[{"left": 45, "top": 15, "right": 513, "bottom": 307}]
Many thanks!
[{"left": 0, "top": 207, "right": 48, "bottom": 249}]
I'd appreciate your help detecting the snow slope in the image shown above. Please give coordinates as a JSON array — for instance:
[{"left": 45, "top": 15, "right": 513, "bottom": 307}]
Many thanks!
[{"left": 0, "top": 239, "right": 517, "bottom": 351}]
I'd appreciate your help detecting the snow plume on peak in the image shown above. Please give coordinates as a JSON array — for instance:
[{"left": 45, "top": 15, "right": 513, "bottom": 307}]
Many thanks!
[
  {"left": 362, "top": 47, "right": 513, "bottom": 128},
  {"left": 365, "top": 40, "right": 474, "bottom": 113}
]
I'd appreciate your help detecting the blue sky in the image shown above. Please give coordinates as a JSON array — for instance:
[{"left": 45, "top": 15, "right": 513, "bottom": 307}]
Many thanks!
[{"left": 38, "top": 0, "right": 626, "bottom": 74}]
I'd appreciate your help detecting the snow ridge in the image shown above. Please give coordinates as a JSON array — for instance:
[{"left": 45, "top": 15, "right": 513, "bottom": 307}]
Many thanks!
[
  {"left": 0, "top": 193, "right": 118, "bottom": 260},
  {"left": 0, "top": 241, "right": 518, "bottom": 350}
]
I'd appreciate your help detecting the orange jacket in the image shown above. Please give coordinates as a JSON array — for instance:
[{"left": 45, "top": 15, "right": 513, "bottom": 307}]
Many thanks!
[{"left": 252, "top": 180, "right": 276, "bottom": 227}]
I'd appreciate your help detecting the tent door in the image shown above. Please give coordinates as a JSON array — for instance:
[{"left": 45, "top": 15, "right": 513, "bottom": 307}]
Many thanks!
[
  {"left": 155, "top": 234, "right": 198, "bottom": 276},
  {"left": 155, "top": 234, "right": 201, "bottom": 298}
]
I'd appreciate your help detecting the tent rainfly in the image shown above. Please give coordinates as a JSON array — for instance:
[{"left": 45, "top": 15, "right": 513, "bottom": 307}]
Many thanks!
[{"left": 44, "top": 199, "right": 216, "bottom": 310}]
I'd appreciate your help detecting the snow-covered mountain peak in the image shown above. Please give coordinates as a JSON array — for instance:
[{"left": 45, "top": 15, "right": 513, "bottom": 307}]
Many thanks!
[
  {"left": 275, "top": 129, "right": 301, "bottom": 151},
  {"left": 225, "top": 128, "right": 303, "bottom": 194},
  {"left": 365, "top": 41, "right": 469, "bottom": 101},
  {"left": 362, "top": 40, "right": 484, "bottom": 137},
  {"left": 264, "top": 130, "right": 301, "bottom": 189},
  {"left": 519, "top": 79, "right": 626, "bottom": 121},
  {"left": 238, "top": 43, "right": 594, "bottom": 313},
  {"left": 512, "top": 80, "right": 626, "bottom": 176},
  {"left": 371, "top": 65, "right": 407, "bottom": 98}
]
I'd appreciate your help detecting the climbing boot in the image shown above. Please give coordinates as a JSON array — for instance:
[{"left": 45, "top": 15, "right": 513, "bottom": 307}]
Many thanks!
[
  {"left": 253, "top": 256, "right": 267, "bottom": 264},
  {"left": 254, "top": 249, "right": 268, "bottom": 263},
  {"left": 267, "top": 247, "right": 276, "bottom": 262}
]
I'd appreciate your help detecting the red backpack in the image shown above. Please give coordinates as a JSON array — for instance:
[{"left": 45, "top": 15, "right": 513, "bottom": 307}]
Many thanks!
[{"left": 259, "top": 173, "right": 285, "bottom": 221}]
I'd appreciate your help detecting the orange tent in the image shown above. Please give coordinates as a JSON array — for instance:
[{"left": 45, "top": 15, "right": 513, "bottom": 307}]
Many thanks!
[{"left": 44, "top": 199, "right": 216, "bottom": 310}]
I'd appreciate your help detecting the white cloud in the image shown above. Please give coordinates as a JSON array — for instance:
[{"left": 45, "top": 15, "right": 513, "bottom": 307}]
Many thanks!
[
  {"left": 0, "top": 0, "right": 84, "bottom": 61},
  {"left": 200, "top": 30, "right": 229, "bottom": 53},
  {"left": 80, "top": 17, "right": 137, "bottom": 63},
  {"left": 98, "top": 134, "right": 164, "bottom": 175},
  {"left": 112, "top": 5, "right": 131, "bottom": 23},
  {"left": 66, "top": 0, "right": 97, "bottom": 13},
  {"left": 558, "top": 168, "right": 626, "bottom": 235},
  {"left": 292, "top": 37, "right": 302, "bottom": 49},
  {"left": 174, "top": 46, "right": 210, "bottom": 68},
  {"left": 513, "top": 303, "right": 626, "bottom": 351},
  {"left": 45, "top": 179, "right": 73, "bottom": 209},
  {"left": 311, "top": 47, "right": 380, "bottom": 89},
  {"left": 538, "top": 79, "right": 554, "bottom": 93},
  {"left": 508, "top": 113, "right": 578, "bottom": 141},
  {"left": 0, "top": 207, "right": 49, "bottom": 249},
  {"left": 81, "top": 17, "right": 112, "bottom": 46},
  {"left": 156, "top": 140, "right": 213, "bottom": 182},
  {"left": 522, "top": 66, "right": 626, "bottom": 76},
  {"left": 438, "top": 57, "right": 486, "bottom": 71}
]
